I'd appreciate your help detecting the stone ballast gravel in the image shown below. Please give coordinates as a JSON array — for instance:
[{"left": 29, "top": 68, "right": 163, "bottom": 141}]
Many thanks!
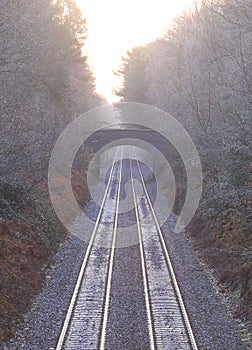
[
  {"left": 9, "top": 208, "right": 245, "bottom": 350},
  {"left": 162, "top": 216, "right": 245, "bottom": 350},
  {"left": 9, "top": 234, "right": 88, "bottom": 350}
]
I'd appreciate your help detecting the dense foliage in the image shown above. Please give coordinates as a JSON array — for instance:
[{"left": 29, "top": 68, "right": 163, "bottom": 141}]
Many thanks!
[
  {"left": 0, "top": 0, "right": 100, "bottom": 344},
  {"left": 0, "top": 0, "right": 101, "bottom": 187}
]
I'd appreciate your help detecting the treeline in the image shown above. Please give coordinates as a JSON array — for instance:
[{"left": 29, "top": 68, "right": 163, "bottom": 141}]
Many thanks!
[
  {"left": 0, "top": 1, "right": 100, "bottom": 343},
  {"left": 117, "top": 0, "right": 252, "bottom": 327},
  {"left": 0, "top": 0, "right": 101, "bottom": 186}
]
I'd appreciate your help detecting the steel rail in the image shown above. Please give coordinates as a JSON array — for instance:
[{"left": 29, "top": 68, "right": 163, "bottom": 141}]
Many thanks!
[
  {"left": 134, "top": 157, "right": 198, "bottom": 350},
  {"left": 56, "top": 145, "right": 198, "bottom": 350},
  {"left": 99, "top": 156, "right": 123, "bottom": 350},
  {"left": 55, "top": 149, "right": 120, "bottom": 350},
  {"left": 130, "top": 158, "right": 156, "bottom": 350}
]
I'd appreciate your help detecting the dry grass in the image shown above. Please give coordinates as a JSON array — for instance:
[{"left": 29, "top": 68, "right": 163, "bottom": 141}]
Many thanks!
[
  {"left": 188, "top": 208, "right": 252, "bottom": 344},
  {"left": 0, "top": 167, "right": 89, "bottom": 345}
]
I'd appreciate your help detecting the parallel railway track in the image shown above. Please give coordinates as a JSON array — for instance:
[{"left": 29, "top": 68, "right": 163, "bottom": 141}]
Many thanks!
[{"left": 56, "top": 146, "right": 198, "bottom": 350}]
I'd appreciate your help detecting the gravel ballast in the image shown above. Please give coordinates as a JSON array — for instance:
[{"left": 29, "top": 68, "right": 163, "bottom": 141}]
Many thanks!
[{"left": 8, "top": 202, "right": 245, "bottom": 350}]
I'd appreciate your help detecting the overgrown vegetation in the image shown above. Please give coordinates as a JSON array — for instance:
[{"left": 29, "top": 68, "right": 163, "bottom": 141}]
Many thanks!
[
  {"left": 0, "top": 0, "right": 102, "bottom": 187},
  {"left": 0, "top": 0, "right": 100, "bottom": 345},
  {"left": 0, "top": 182, "right": 65, "bottom": 343},
  {"left": 116, "top": 0, "right": 252, "bottom": 344},
  {"left": 0, "top": 169, "right": 89, "bottom": 345}
]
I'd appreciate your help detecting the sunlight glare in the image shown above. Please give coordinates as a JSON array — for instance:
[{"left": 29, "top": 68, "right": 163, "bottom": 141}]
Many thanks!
[{"left": 75, "top": 0, "right": 200, "bottom": 103}]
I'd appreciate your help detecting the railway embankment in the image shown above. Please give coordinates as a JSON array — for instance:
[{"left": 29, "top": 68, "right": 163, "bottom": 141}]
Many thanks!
[{"left": 0, "top": 168, "right": 88, "bottom": 348}]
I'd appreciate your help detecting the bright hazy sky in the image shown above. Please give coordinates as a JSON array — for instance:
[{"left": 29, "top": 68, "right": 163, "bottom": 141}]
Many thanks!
[{"left": 75, "top": 0, "right": 199, "bottom": 103}]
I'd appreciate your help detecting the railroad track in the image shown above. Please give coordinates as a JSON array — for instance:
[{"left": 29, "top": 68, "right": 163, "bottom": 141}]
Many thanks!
[{"left": 56, "top": 146, "right": 198, "bottom": 350}]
